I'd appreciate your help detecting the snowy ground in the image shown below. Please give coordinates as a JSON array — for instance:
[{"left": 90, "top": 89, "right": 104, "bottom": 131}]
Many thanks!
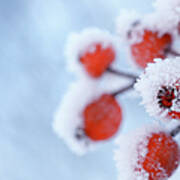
[{"left": 1, "top": 0, "right": 180, "bottom": 179}]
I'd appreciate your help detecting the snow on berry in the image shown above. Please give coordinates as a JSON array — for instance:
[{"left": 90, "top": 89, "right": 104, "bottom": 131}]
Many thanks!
[
  {"left": 130, "top": 30, "right": 172, "bottom": 68},
  {"left": 153, "top": 0, "right": 180, "bottom": 34},
  {"left": 153, "top": 0, "right": 180, "bottom": 14},
  {"left": 154, "top": 0, "right": 180, "bottom": 16},
  {"left": 140, "top": 132, "right": 180, "bottom": 179},
  {"left": 53, "top": 79, "right": 100, "bottom": 155},
  {"left": 115, "top": 9, "right": 142, "bottom": 43},
  {"left": 115, "top": 10, "right": 176, "bottom": 44},
  {"left": 65, "top": 28, "right": 119, "bottom": 78},
  {"left": 115, "top": 11, "right": 176, "bottom": 69},
  {"left": 53, "top": 75, "right": 126, "bottom": 155},
  {"left": 114, "top": 123, "right": 180, "bottom": 180},
  {"left": 134, "top": 57, "right": 180, "bottom": 121}
]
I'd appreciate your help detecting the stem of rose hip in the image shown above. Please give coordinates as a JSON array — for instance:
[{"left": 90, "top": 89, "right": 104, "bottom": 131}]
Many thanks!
[
  {"left": 107, "top": 67, "right": 138, "bottom": 80},
  {"left": 169, "top": 49, "right": 180, "bottom": 56},
  {"left": 165, "top": 48, "right": 180, "bottom": 57},
  {"left": 111, "top": 80, "right": 136, "bottom": 97},
  {"left": 170, "top": 125, "right": 180, "bottom": 137}
]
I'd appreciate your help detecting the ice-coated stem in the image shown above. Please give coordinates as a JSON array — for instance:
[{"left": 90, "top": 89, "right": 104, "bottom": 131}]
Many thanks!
[
  {"left": 107, "top": 67, "right": 138, "bottom": 80},
  {"left": 170, "top": 125, "right": 180, "bottom": 137}
]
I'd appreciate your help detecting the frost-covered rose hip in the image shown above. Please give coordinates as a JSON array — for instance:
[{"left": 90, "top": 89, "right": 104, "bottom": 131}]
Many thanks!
[
  {"left": 53, "top": 80, "right": 110, "bottom": 155},
  {"left": 83, "top": 94, "right": 122, "bottom": 141},
  {"left": 135, "top": 132, "right": 180, "bottom": 180},
  {"left": 130, "top": 30, "right": 172, "bottom": 68},
  {"left": 79, "top": 43, "right": 115, "bottom": 78},
  {"left": 114, "top": 125, "right": 180, "bottom": 180},
  {"left": 135, "top": 58, "right": 180, "bottom": 121},
  {"left": 65, "top": 28, "right": 118, "bottom": 78}
]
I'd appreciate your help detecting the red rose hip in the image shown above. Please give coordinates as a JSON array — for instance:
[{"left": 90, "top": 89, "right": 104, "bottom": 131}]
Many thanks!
[
  {"left": 79, "top": 43, "right": 116, "bottom": 78},
  {"left": 83, "top": 94, "right": 122, "bottom": 141},
  {"left": 136, "top": 132, "right": 180, "bottom": 179},
  {"left": 130, "top": 30, "right": 172, "bottom": 68}
]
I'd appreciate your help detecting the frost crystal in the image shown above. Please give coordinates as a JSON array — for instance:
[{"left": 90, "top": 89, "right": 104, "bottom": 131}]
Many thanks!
[
  {"left": 135, "top": 58, "right": 180, "bottom": 121},
  {"left": 153, "top": 0, "right": 180, "bottom": 33},
  {"left": 114, "top": 124, "right": 166, "bottom": 180}
]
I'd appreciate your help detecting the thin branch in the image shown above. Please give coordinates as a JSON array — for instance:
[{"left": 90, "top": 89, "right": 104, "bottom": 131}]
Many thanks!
[
  {"left": 111, "top": 80, "right": 136, "bottom": 97},
  {"left": 165, "top": 48, "right": 180, "bottom": 57},
  {"left": 170, "top": 125, "right": 180, "bottom": 137},
  {"left": 168, "top": 49, "right": 180, "bottom": 56},
  {"left": 107, "top": 67, "right": 138, "bottom": 80}
]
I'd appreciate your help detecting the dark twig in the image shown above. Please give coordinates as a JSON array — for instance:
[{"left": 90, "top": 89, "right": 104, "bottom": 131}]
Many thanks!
[
  {"left": 170, "top": 125, "right": 180, "bottom": 137},
  {"left": 107, "top": 67, "right": 138, "bottom": 80},
  {"left": 111, "top": 80, "right": 136, "bottom": 97},
  {"left": 165, "top": 47, "right": 180, "bottom": 57},
  {"left": 168, "top": 49, "right": 180, "bottom": 57}
]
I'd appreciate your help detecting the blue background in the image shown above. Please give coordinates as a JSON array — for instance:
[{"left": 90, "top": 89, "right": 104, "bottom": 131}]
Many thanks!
[{"left": 1, "top": 0, "right": 179, "bottom": 179}]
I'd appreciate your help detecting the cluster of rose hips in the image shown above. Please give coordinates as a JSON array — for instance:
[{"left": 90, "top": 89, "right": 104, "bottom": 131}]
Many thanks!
[
  {"left": 78, "top": 37, "right": 133, "bottom": 141},
  {"left": 53, "top": 0, "right": 180, "bottom": 179}
]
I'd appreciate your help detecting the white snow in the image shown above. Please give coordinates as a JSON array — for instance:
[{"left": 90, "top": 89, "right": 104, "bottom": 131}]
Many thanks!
[
  {"left": 53, "top": 78, "right": 101, "bottom": 155},
  {"left": 154, "top": 0, "right": 180, "bottom": 15},
  {"left": 134, "top": 57, "right": 180, "bottom": 121},
  {"left": 152, "top": 0, "right": 180, "bottom": 34},
  {"left": 115, "top": 9, "right": 142, "bottom": 44}
]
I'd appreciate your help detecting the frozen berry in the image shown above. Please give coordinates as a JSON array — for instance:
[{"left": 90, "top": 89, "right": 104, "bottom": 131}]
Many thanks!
[
  {"left": 130, "top": 30, "right": 172, "bottom": 68},
  {"left": 136, "top": 132, "right": 180, "bottom": 179},
  {"left": 135, "top": 58, "right": 180, "bottom": 121},
  {"left": 83, "top": 94, "right": 122, "bottom": 141},
  {"left": 79, "top": 43, "right": 115, "bottom": 78}
]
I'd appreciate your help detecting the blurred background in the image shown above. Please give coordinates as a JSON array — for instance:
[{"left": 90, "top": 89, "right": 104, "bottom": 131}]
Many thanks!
[{"left": 1, "top": 0, "right": 179, "bottom": 179}]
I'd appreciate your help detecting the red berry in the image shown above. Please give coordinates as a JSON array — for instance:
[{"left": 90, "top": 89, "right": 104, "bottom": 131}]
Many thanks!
[
  {"left": 130, "top": 30, "right": 172, "bottom": 68},
  {"left": 136, "top": 132, "right": 180, "bottom": 179},
  {"left": 83, "top": 94, "right": 122, "bottom": 141},
  {"left": 79, "top": 43, "right": 115, "bottom": 77}
]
